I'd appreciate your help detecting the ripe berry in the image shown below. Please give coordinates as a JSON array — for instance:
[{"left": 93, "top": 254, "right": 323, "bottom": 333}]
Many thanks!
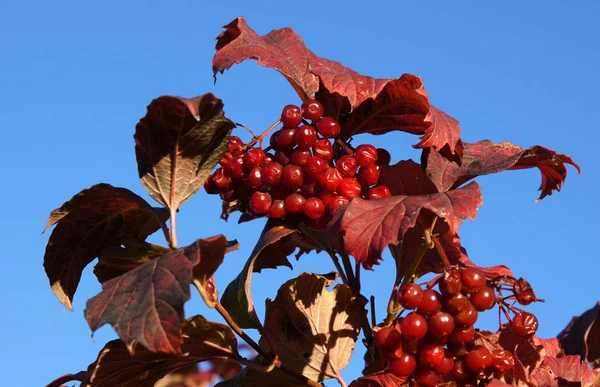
[
  {"left": 282, "top": 164, "right": 304, "bottom": 189},
  {"left": 376, "top": 148, "right": 391, "bottom": 165},
  {"left": 319, "top": 167, "right": 343, "bottom": 192},
  {"left": 357, "top": 164, "right": 380, "bottom": 187},
  {"left": 464, "top": 345, "right": 492, "bottom": 372},
  {"left": 226, "top": 156, "right": 246, "bottom": 179},
  {"left": 374, "top": 326, "right": 401, "bottom": 351},
  {"left": 454, "top": 303, "right": 478, "bottom": 327},
  {"left": 313, "top": 138, "right": 333, "bottom": 160},
  {"left": 368, "top": 185, "right": 392, "bottom": 199},
  {"left": 398, "top": 283, "right": 423, "bottom": 310},
  {"left": 419, "top": 344, "right": 445, "bottom": 368},
  {"left": 316, "top": 116, "right": 341, "bottom": 138},
  {"left": 460, "top": 267, "right": 487, "bottom": 293},
  {"left": 335, "top": 155, "right": 358, "bottom": 177},
  {"left": 354, "top": 144, "right": 378, "bottom": 167},
  {"left": 300, "top": 177, "right": 321, "bottom": 197},
  {"left": 514, "top": 278, "right": 537, "bottom": 306},
  {"left": 263, "top": 162, "right": 283, "bottom": 186},
  {"left": 301, "top": 99, "right": 324, "bottom": 121},
  {"left": 443, "top": 292, "right": 469, "bottom": 314},
  {"left": 469, "top": 287, "right": 496, "bottom": 311},
  {"left": 274, "top": 150, "right": 290, "bottom": 166},
  {"left": 418, "top": 289, "right": 442, "bottom": 315},
  {"left": 451, "top": 359, "right": 472, "bottom": 383},
  {"left": 276, "top": 128, "right": 297, "bottom": 150},
  {"left": 243, "top": 148, "right": 265, "bottom": 168},
  {"left": 281, "top": 104, "right": 302, "bottom": 128},
  {"left": 512, "top": 311, "right": 539, "bottom": 337},
  {"left": 388, "top": 353, "right": 416, "bottom": 376},
  {"left": 290, "top": 149, "right": 312, "bottom": 166},
  {"left": 249, "top": 191, "right": 272, "bottom": 215},
  {"left": 203, "top": 175, "right": 220, "bottom": 194},
  {"left": 213, "top": 167, "right": 232, "bottom": 190},
  {"left": 448, "top": 325, "right": 475, "bottom": 344},
  {"left": 244, "top": 167, "right": 263, "bottom": 190},
  {"left": 413, "top": 368, "right": 438, "bottom": 387},
  {"left": 268, "top": 199, "right": 286, "bottom": 219},
  {"left": 439, "top": 269, "right": 462, "bottom": 295},
  {"left": 294, "top": 125, "right": 318, "bottom": 149},
  {"left": 303, "top": 197, "right": 325, "bottom": 219},
  {"left": 329, "top": 196, "right": 349, "bottom": 214},
  {"left": 228, "top": 135, "right": 243, "bottom": 153},
  {"left": 400, "top": 312, "right": 428, "bottom": 340},
  {"left": 428, "top": 312, "right": 455, "bottom": 337},
  {"left": 491, "top": 350, "right": 515, "bottom": 375},
  {"left": 284, "top": 193, "right": 306, "bottom": 214},
  {"left": 434, "top": 355, "right": 455, "bottom": 374},
  {"left": 339, "top": 177, "right": 362, "bottom": 200},
  {"left": 304, "top": 156, "right": 326, "bottom": 179}
]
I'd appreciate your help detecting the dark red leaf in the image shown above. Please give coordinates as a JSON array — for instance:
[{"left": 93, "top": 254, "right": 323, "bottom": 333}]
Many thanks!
[
  {"left": 558, "top": 302, "right": 600, "bottom": 369},
  {"left": 42, "top": 183, "right": 168, "bottom": 311},
  {"left": 378, "top": 159, "right": 438, "bottom": 196},
  {"left": 336, "top": 182, "right": 482, "bottom": 268},
  {"left": 533, "top": 337, "right": 564, "bottom": 359},
  {"left": 134, "top": 93, "right": 235, "bottom": 213},
  {"left": 349, "top": 370, "right": 407, "bottom": 387},
  {"left": 84, "top": 235, "right": 229, "bottom": 354},
  {"left": 530, "top": 355, "right": 599, "bottom": 387},
  {"left": 425, "top": 140, "right": 580, "bottom": 201},
  {"left": 80, "top": 315, "right": 239, "bottom": 387}
]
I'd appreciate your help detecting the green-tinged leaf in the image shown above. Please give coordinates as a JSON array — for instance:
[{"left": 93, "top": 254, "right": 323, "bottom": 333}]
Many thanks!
[
  {"left": 134, "top": 93, "right": 235, "bottom": 212},
  {"left": 42, "top": 183, "right": 168, "bottom": 311}
]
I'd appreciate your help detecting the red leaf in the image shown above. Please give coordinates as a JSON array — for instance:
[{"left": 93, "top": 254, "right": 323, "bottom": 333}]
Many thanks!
[
  {"left": 486, "top": 380, "right": 514, "bottom": 387},
  {"left": 558, "top": 302, "right": 600, "bottom": 369},
  {"left": 349, "top": 370, "right": 407, "bottom": 387},
  {"left": 425, "top": 140, "right": 580, "bottom": 201},
  {"left": 42, "top": 183, "right": 168, "bottom": 311},
  {"left": 378, "top": 159, "right": 438, "bottom": 196},
  {"left": 84, "top": 236, "right": 229, "bottom": 354},
  {"left": 533, "top": 337, "right": 564, "bottom": 359},
  {"left": 530, "top": 355, "right": 599, "bottom": 387},
  {"left": 336, "top": 182, "right": 482, "bottom": 268},
  {"left": 134, "top": 93, "right": 235, "bottom": 213}
]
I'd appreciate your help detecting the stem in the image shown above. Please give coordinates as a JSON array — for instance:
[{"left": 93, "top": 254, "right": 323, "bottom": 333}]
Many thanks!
[
  {"left": 355, "top": 264, "right": 361, "bottom": 292},
  {"left": 46, "top": 371, "right": 87, "bottom": 387},
  {"left": 335, "top": 138, "right": 354, "bottom": 155},
  {"left": 235, "top": 122, "right": 258, "bottom": 138},
  {"left": 370, "top": 296, "right": 376, "bottom": 327},
  {"left": 329, "top": 252, "right": 349, "bottom": 286},
  {"left": 246, "top": 119, "right": 281, "bottom": 148},
  {"left": 168, "top": 207, "right": 178, "bottom": 249},
  {"left": 431, "top": 234, "right": 450, "bottom": 269}
]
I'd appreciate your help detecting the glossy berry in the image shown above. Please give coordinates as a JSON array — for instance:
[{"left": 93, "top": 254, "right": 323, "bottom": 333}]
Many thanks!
[
  {"left": 212, "top": 167, "right": 232, "bottom": 190},
  {"left": 339, "top": 177, "right": 362, "bottom": 200},
  {"left": 514, "top": 278, "right": 537, "bottom": 306},
  {"left": 280, "top": 104, "right": 302, "bottom": 128},
  {"left": 262, "top": 162, "right": 283, "bottom": 186},
  {"left": 419, "top": 344, "right": 445, "bottom": 368},
  {"left": 414, "top": 368, "right": 438, "bottom": 387},
  {"left": 448, "top": 325, "right": 475, "bottom": 344},
  {"left": 276, "top": 128, "right": 297, "bottom": 150},
  {"left": 512, "top": 311, "right": 539, "bottom": 337},
  {"left": 228, "top": 136, "right": 243, "bottom": 153},
  {"left": 398, "top": 283, "right": 423, "bottom": 310},
  {"left": 290, "top": 149, "right": 311, "bottom": 166},
  {"left": 284, "top": 193, "right": 306, "bottom": 214},
  {"left": 329, "top": 196, "right": 349, "bottom": 214},
  {"left": 316, "top": 116, "right": 341, "bottom": 138},
  {"left": 354, "top": 144, "right": 378, "bottom": 167},
  {"left": 282, "top": 164, "right": 304, "bottom": 189},
  {"left": 313, "top": 138, "right": 333, "bottom": 160},
  {"left": 400, "top": 312, "right": 428, "bottom": 340},
  {"left": 274, "top": 150, "right": 290, "bottom": 166},
  {"left": 434, "top": 355, "right": 455, "bottom": 374},
  {"left": 319, "top": 167, "right": 343, "bottom": 192},
  {"left": 460, "top": 267, "right": 487, "bottom": 293},
  {"left": 439, "top": 269, "right": 462, "bottom": 295},
  {"left": 454, "top": 303, "right": 478, "bottom": 327},
  {"left": 443, "top": 292, "right": 469, "bottom": 314},
  {"left": 357, "top": 164, "right": 380, "bottom": 187},
  {"left": 226, "top": 156, "right": 246, "bottom": 179},
  {"left": 469, "top": 287, "right": 496, "bottom": 311},
  {"left": 335, "top": 155, "right": 358, "bottom": 177},
  {"left": 450, "top": 359, "right": 472, "bottom": 383},
  {"left": 244, "top": 167, "right": 263, "bottom": 190},
  {"left": 249, "top": 191, "right": 272, "bottom": 215},
  {"left": 294, "top": 125, "right": 318, "bottom": 149},
  {"left": 428, "top": 312, "right": 455, "bottom": 337},
  {"left": 418, "top": 289, "right": 442, "bottom": 315},
  {"left": 388, "top": 353, "right": 416, "bottom": 376},
  {"left": 268, "top": 199, "right": 286, "bottom": 219},
  {"left": 303, "top": 197, "right": 325, "bottom": 219},
  {"left": 464, "top": 345, "right": 492, "bottom": 372},
  {"left": 376, "top": 148, "right": 391, "bottom": 165},
  {"left": 491, "top": 350, "right": 515, "bottom": 375},
  {"left": 304, "top": 156, "right": 327, "bottom": 178},
  {"left": 301, "top": 99, "right": 324, "bottom": 121},
  {"left": 368, "top": 185, "right": 392, "bottom": 199},
  {"left": 374, "top": 326, "right": 401, "bottom": 351},
  {"left": 243, "top": 148, "right": 265, "bottom": 168}
]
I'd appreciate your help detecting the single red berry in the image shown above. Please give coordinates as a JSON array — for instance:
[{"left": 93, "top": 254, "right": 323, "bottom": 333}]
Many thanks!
[
  {"left": 388, "top": 353, "right": 416, "bottom": 376},
  {"left": 419, "top": 344, "right": 445, "bottom": 368},
  {"left": 301, "top": 99, "right": 324, "bottom": 121},
  {"left": 276, "top": 128, "right": 297, "bottom": 150},
  {"left": 428, "top": 312, "right": 455, "bottom": 337},
  {"left": 313, "top": 138, "right": 333, "bottom": 160},
  {"left": 244, "top": 167, "right": 263, "bottom": 190},
  {"left": 443, "top": 292, "right": 469, "bottom": 314},
  {"left": 203, "top": 175, "right": 220, "bottom": 194},
  {"left": 491, "top": 350, "right": 514, "bottom": 375},
  {"left": 357, "top": 164, "right": 380, "bottom": 187},
  {"left": 212, "top": 167, "right": 232, "bottom": 190},
  {"left": 400, "top": 312, "right": 428, "bottom": 340},
  {"left": 249, "top": 191, "right": 272, "bottom": 215},
  {"left": 434, "top": 354, "right": 455, "bottom": 374},
  {"left": 514, "top": 277, "right": 537, "bottom": 306},
  {"left": 460, "top": 267, "right": 487, "bottom": 293},
  {"left": 448, "top": 325, "right": 475, "bottom": 344},
  {"left": 398, "top": 283, "right": 423, "bottom": 310},
  {"left": 306, "top": 213, "right": 332, "bottom": 230},
  {"left": 464, "top": 345, "right": 492, "bottom": 372},
  {"left": 329, "top": 195, "right": 348, "bottom": 214},
  {"left": 282, "top": 164, "right": 304, "bottom": 189},
  {"left": 263, "top": 162, "right": 283, "bottom": 186},
  {"left": 419, "top": 289, "right": 442, "bottom": 315},
  {"left": 376, "top": 148, "right": 391, "bottom": 165},
  {"left": 316, "top": 116, "right": 341, "bottom": 138},
  {"left": 339, "top": 177, "right": 362, "bottom": 200},
  {"left": 280, "top": 104, "right": 302, "bottom": 128},
  {"left": 368, "top": 185, "right": 392, "bottom": 199},
  {"left": 303, "top": 197, "right": 326, "bottom": 219},
  {"left": 243, "top": 148, "right": 265, "bottom": 168},
  {"left": 354, "top": 144, "right": 378, "bottom": 167},
  {"left": 268, "top": 199, "right": 286, "bottom": 219},
  {"left": 374, "top": 326, "right": 401, "bottom": 351},
  {"left": 454, "top": 303, "right": 478, "bottom": 327},
  {"left": 304, "top": 156, "right": 327, "bottom": 178},
  {"left": 469, "top": 287, "right": 496, "bottom": 311},
  {"left": 450, "top": 359, "right": 472, "bottom": 383},
  {"left": 228, "top": 135, "right": 243, "bottom": 153},
  {"left": 335, "top": 155, "right": 358, "bottom": 177},
  {"left": 439, "top": 269, "right": 462, "bottom": 295},
  {"left": 274, "top": 150, "right": 290, "bottom": 166},
  {"left": 414, "top": 368, "right": 438, "bottom": 387},
  {"left": 512, "top": 311, "right": 539, "bottom": 337},
  {"left": 284, "top": 193, "right": 306, "bottom": 214},
  {"left": 226, "top": 156, "right": 246, "bottom": 179},
  {"left": 290, "top": 148, "right": 312, "bottom": 166},
  {"left": 319, "top": 167, "right": 343, "bottom": 192},
  {"left": 294, "top": 125, "right": 318, "bottom": 149},
  {"left": 269, "top": 130, "right": 281, "bottom": 150}
]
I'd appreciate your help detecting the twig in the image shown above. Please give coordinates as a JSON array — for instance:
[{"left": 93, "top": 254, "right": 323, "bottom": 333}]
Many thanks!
[
  {"left": 431, "top": 234, "right": 450, "bottom": 269},
  {"left": 246, "top": 119, "right": 281, "bottom": 148},
  {"left": 235, "top": 122, "right": 258, "bottom": 138},
  {"left": 328, "top": 252, "right": 349, "bottom": 286},
  {"left": 370, "top": 296, "right": 376, "bottom": 327}
]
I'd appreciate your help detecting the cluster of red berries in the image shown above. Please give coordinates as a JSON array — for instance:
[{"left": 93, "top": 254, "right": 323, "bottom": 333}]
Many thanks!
[
  {"left": 374, "top": 267, "right": 539, "bottom": 386},
  {"left": 204, "top": 100, "right": 392, "bottom": 228}
]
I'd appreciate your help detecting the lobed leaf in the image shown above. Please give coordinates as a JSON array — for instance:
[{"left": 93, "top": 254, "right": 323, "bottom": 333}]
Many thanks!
[
  {"left": 134, "top": 93, "right": 235, "bottom": 213},
  {"left": 42, "top": 183, "right": 168, "bottom": 311},
  {"left": 558, "top": 302, "right": 600, "bottom": 369},
  {"left": 529, "top": 355, "right": 599, "bottom": 387},
  {"left": 348, "top": 370, "right": 407, "bottom": 387},
  {"left": 84, "top": 235, "right": 229, "bottom": 354},
  {"left": 425, "top": 140, "right": 580, "bottom": 201}
]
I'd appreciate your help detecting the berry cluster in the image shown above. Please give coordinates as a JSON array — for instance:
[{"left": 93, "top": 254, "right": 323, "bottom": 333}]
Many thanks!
[
  {"left": 205, "top": 100, "right": 392, "bottom": 228},
  {"left": 374, "top": 267, "right": 540, "bottom": 386}
]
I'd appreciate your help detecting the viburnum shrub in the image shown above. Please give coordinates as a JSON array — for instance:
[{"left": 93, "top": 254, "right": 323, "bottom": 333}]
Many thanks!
[{"left": 44, "top": 17, "right": 600, "bottom": 387}]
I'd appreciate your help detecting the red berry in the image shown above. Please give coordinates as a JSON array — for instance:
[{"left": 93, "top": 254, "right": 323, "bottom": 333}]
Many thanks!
[
  {"left": 300, "top": 177, "right": 321, "bottom": 197},
  {"left": 284, "top": 193, "right": 306, "bottom": 214},
  {"left": 268, "top": 200, "right": 286, "bottom": 219},
  {"left": 290, "top": 149, "right": 312, "bottom": 166},
  {"left": 303, "top": 197, "right": 326, "bottom": 219},
  {"left": 319, "top": 167, "right": 343, "bottom": 192},
  {"left": 460, "top": 267, "right": 487, "bottom": 293},
  {"left": 281, "top": 104, "right": 302, "bottom": 128},
  {"left": 428, "top": 312, "right": 455, "bottom": 337},
  {"left": 368, "top": 185, "right": 392, "bottom": 199},
  {"left": 398, "top": 283, "right": 423, "bottom": 310},
  {"left": 213, "top": 167, "right": 232, "bottom": 190},
  {"left": 263, "top": 162, "right": 283, "bottom": 186},
  {"left": 276, "top": 128, "right": 297, "bottom": 150},
  {"left": 313, "top": 138, "right": 333, "bottom": 160},
  {"left": 316, "top": 116, "right": 341, "bottom": 138},
  {"left": 491, "top": 350, "right": 514, "bottom": 375},
  {"left": 244, "top": 167, "right": 263, "bottom": 190},
  {"left": 249, "top": 191, "right": 272, "bottom": 215},
  {"left": 228, "top": 136, "right": 243, "bottom": 153},
  {"left": 357, "top": 164, "right": 380, "bottom": 187},
  {"left": 335, "top": 155, "right": 358, "bottom": 177},
  {"left": 419, "top": 344, "right": 445, "bottom": 368},
  {"left": 434, "top": 354, "right": 454, "bottom": 374},
  {"left": 282, "top": 164, "right": 304, "bottom": 189},
  {"left": 374, "top": 326, "right": 401, "bottom": 351},
  {"left": 443, "top": 292, "right": 469, "bottom": 314},
  {"left": 448, "top": 325, "right": 475, "bottom": 344},
  {"left": 388, "top": 353, "right": 416, "bottom": 376},
  {"left": 451, "top": 359, "right": 472, "bottom": 383},
  {"left": 274, "top": 150, "right": 290, "bottom": 166},
  {"left": 226, "top": 156, "right": 246, "bottom": 179},
  {"left": 306, "top": 213, "right": 332, "bottom": 230},
  {"left": 304, "top": 156, "right": 327, "bottom": 178},
  {"left": 339, "top": 177, "right": 362, "bottom": 200},
  {"left": 301, "top": 99, "right": 324, "bottom": 121},
  {"left": 414, "top": 368, "right": 438, "bottom": 387},
  {"left": 418, "top": 289, "right": 442, "bottom": 315},
  {"left": 354, "top": 144, "right": 378, "bottom": 167},
  {"left": 439, "top": 269, "right": 462, "bottom": 295},
  {"left": 464, "top": 345, "right": 492, "bottom": 372},
  {"left": 400, "top": 312, "right": 428, "bottom": 340},
  {"left": 204, "top": 175, "right": 220, "bottom": 194},
  {"left": 512, "top": 311, "right": 539, "bottom": 337},
  {"left": 329, "top": 196, "right": 349, "bottom": 214},
  {"left": 294, "top": 125, "right": 318, "bottom": 149},
  {"left": 320, "top": 193, "right": 336, "bottom": 208},
  {"left": 454, "top": 303, "right": 478, "bottom": 327},
  {"left": 376, "top": 148, "right": 391, "bottom": 165},
  {"left": 514, "top": 278, "right": 537, "bottom": 306},
  {"left": 469, "top": 287, "right": 496, "bottom": 311},
  {"left": 243, "top": 148, "right": 265, "bottom": 168}
]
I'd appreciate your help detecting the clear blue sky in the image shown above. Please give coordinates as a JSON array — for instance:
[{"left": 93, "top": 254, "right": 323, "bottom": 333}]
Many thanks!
[{"left": 1, "top": 1, "right": 598, "bottom": 386}]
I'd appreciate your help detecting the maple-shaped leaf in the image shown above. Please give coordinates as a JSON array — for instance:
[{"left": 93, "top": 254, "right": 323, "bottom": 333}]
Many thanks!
[
  {"left": 558, "top": 302, "right": 600, "bottom": 369},
  {"left": 425, "top": 140, "right": 580, "bottom": 201},
  {"left": 348, "top": 370, "right": 407, "bottom": 387},
  {"left": 378, "top": 159, "right": 438, "bottom": 196},
  {"left": 134, "top": 93, "right": 235, "bottom": 215},
  {"left": 533, "top": 337, "right": 564, "bottom": 359},
  {"left": 259, "top": 272, "right": 367, "bottom": 383},
  {"left": 529, "top": 355, "right": 599, "bottom": 387},
  {"left": 93, "top": 238, "right": 170, "bottom": 283},
  {"left": 335, "top": 182, "right": 482, "bottom": 268},
  {"left": 80, "top": 315, "right": 240, "bottom": 387},
  {"left": 84, "top": 235, "right": 229, "bottom": 354},
  {"left": 42, "top": 183, "right": 168, "bottom": 311}
]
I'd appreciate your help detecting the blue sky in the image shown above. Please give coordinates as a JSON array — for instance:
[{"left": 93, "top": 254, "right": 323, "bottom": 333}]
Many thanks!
[{"left": 1, "top": 1, "right": 598, "bottom": 386}]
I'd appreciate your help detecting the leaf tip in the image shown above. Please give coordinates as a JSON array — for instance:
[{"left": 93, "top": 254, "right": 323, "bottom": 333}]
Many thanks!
[{"left": 51, "top": 281, "right": 74, "bottom": 311}]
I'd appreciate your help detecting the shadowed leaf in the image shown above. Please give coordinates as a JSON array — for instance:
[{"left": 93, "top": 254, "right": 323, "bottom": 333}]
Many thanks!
[
  {"left": 42, "top": 183, "right": 168, "bottom": 311},
  {"left": 425, "top": 140, "right": 580, "bottom": 201},
  {"left": 134, "top": 93, "right": 235, "bottom": 213},
  {"left": 348, "top": 371, "right": 407, "bottom": 387},
  {"left": 259, "top": 272, "right": 367, "bottom": 383},
  {"left": 529, "top": 355, "right": 599, "bottom": 387},
  {"left": 378, "top": 159, "right": 438, "bottom": 196},
  {"left": 558, "top": 302, "right": 600, "bottom": 369},
  {"left": 84, "top": 235, "right": 229, "bottom": 354}
]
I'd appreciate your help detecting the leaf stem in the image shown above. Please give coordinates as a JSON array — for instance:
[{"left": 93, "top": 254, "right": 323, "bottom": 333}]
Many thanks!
[
  {"left": 328, "top": 252, "right": 349, "bottom": 286},
  {"left": 431, "top": 234, "right": 450, "bottom": 269},
  {"left": 168, "top": 207, "right": 178, "bottom": 249}
]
